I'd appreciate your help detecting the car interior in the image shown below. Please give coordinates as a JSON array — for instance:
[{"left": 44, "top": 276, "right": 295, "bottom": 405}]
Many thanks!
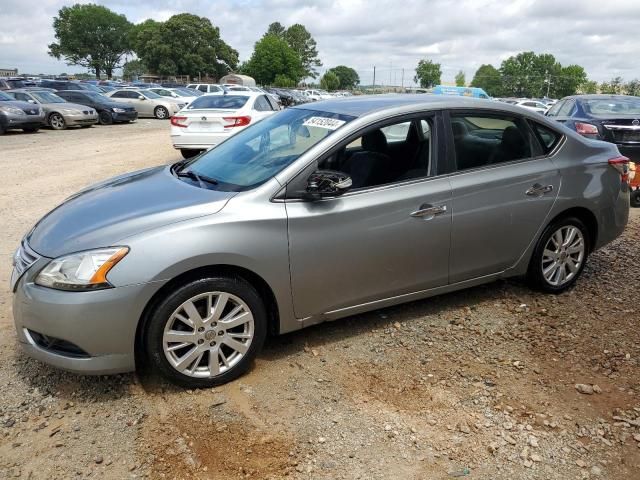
[{"left": 319, "top": 118, "right": 433, "bottom": 189}]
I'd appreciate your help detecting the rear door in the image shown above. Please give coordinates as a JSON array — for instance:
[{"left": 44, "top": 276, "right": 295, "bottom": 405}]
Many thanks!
[{"left": 446, "top": 110, "right": 561, "bottom": 283}]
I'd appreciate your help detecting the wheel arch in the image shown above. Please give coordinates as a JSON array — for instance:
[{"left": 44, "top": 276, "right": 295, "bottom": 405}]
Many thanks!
[
  {"left": 135, "top": 264, "right": 280, "bottom": 363},
  {"left": 546, "top": 206, "right": 598, "bottom": 253}
]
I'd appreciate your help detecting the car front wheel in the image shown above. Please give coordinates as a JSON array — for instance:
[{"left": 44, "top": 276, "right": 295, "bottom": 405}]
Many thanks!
[
  {"left": 527, "top": 217, "right": 589, "bottom": 293},
  {"left": 98, "top": 111, "right": 113, "bottom": 125},
  {"left": 154, "top": 106, "right": 169, "bottom": 119},
  {"left": 49, "top": 113, "right": 66, "bottom": 130},
  {"left": 145, "top": 276, "right": 267, "bottom": 388}
]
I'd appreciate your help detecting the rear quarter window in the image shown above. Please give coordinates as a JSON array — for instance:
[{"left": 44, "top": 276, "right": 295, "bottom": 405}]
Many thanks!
[{"left": 529, "top": 121, "right": 563, "bottom": 154}]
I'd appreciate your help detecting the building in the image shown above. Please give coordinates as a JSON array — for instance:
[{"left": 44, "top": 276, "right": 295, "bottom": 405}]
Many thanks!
[{"left": 0, "top": 67, "right": 18, "bottom": 77}]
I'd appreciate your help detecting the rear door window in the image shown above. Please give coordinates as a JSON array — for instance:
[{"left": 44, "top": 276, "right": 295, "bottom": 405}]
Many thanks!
[{"left": 450, "top": 113, "right": 536, "bottom": 170}]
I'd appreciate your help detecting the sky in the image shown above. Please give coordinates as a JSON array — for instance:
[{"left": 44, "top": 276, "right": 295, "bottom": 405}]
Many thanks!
[{"left": 1, "top": 0, "right": 639, "bottom": 85}]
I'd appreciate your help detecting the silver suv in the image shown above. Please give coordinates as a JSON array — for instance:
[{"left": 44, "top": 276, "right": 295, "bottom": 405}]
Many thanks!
[{"left": 11, "top": 96, "right": 630, "bottom": 388}]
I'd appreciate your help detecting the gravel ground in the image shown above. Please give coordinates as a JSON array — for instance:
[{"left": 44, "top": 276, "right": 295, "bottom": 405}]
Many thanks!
[{"left": 1, "top": 122, "right": 639, "bottom": 479}]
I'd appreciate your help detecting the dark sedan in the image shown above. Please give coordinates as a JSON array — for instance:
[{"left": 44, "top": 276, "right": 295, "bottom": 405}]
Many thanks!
[
  {"left": 55, "top": 90, "right": 137, "bottom": 125},
  {"left": 546, "top": 95, "right": 640, "bottom": 162}
]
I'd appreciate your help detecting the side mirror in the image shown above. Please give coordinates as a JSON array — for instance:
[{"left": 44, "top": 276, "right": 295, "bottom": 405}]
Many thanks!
[
  {"left": 306, "top": 170, "right": 352, "bottom": 198},
  {"left": 138, "top": 95, "right": 145, "bottom": 100},
  {"left": 28, "top": 99, "right": 36, "bottom": 104}
]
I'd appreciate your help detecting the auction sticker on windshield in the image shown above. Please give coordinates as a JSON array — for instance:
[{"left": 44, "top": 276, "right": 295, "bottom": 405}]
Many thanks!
[{"left": 302, "top": 117, "right": 346, "bottom": 130}]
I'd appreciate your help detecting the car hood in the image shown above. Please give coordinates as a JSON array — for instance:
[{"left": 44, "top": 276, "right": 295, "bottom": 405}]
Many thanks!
[
  {"left": 0, "top": 100, "right": 40, "bottom": 112},
  {"left": 43, "top": 102, "right": 94, "bottom": 112},
  {"left": 27, "top": 166, "right": 235, "bottom": 258},
  {"left": 96, "top": 99, "right": 133, "bottom": 109}
]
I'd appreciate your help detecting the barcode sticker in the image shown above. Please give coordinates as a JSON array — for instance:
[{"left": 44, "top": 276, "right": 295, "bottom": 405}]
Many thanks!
[{"left": 302, "top": 117, "right": 346, "bottom": 130}]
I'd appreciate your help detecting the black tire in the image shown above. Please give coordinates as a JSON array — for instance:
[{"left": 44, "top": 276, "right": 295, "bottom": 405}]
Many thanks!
[
  {"left": 22, "top": 127, "right": 39, "bottom": 133},
  {"left": 154, "top": 106, "right": 169, "bottom": 119},
  {"left": 144, "top": 276, "right": 267, "bottom": 388},
  {"left": 49, "top": 112, "right": 66, "bottom": 130},
  {"left": 180, "top": 149, "right": 201, "bottom": 159},
  {"left": 98, "top": 111, "right": 113, "bottom": 125},
  {"left": 631, "top": 190, "right": 640, "bottom": 208},
  {"left": 527, "top": 216, "right": 589, "bottom": 293}
]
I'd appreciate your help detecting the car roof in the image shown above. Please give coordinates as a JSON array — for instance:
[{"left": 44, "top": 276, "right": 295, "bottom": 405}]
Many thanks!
[
  {"left": 293, "top": 94, "right": 533, "bottom": 118},
  {"left": 562, "top": 94, "right": 638, "bottom": 101}
]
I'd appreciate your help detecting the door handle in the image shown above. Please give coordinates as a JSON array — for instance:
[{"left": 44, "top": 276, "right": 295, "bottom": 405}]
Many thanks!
[
  {"left": 410, "top": 204, "right": 447, "bottom": 219},
  {"left": 525, "top": 183, "right": 553, "bottom": 196}
]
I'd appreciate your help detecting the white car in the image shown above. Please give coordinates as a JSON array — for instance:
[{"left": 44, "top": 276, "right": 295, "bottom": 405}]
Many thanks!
[
  {"left": 514, "top": 100, "right": 548, "bottom": 114},
  {"left": 170, "top": 92, "right": 280, "bottom": 159},
  {"left": 106, "top": 89, "right": 185, "bottom": 119},
  {"left": 186, "top": 83, "right": 225, "bottom": 95},
  {"left": 303, "top": 89, "right": 333, "bottom": 101},
  {"left": 148, "top": 87, "right": 199, "bottom": 105}
]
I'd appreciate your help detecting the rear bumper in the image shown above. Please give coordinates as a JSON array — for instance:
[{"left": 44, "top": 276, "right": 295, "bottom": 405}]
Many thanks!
[
  {"left": 171, "top": 132, "right": 231, "bottom": 150},
  {"left": 616, "top": 144, "right": 640, "bottom": 163}
]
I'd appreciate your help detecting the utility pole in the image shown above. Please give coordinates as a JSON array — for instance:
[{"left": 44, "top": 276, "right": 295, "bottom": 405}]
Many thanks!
[
  {"left": 372, "top": 66, "right": 376, "bottom": 92},
  {"left": 546, "top": 70, "right": 551, "bottom": 97},
  {"left": 401, "top": 68, "right": 404, "bottom": 89}
]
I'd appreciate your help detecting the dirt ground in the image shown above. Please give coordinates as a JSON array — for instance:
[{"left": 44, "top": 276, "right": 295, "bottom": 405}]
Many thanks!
[{"left": 0, "top": 121, "right": 639, "bottom": 480}]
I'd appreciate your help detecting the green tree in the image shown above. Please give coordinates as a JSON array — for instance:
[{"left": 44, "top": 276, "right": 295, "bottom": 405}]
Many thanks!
[
  {"left": 266, "top": 22, "right": 286, "bottom": 38},
  {"left": 600, "top": 77, "right": 624, "bottom": 94},
  {"left": 580, "top": 80, "right": 599, "bottom": 94},
  {"left": 48, "top": 3, "right": 132, "bottom": 79},
  {"left": 122, "top": 59, "right": 146, "bottom": 80},
  {"left": 131, "top": 14, "right": 238, "bottom": 79},
  {"left": 499, "top": 51, "right": 561, "bottom": 98},
  {"left": 283, "top": 24, "right": 322, "bottom": 78},
  {"left": 414, "top": 59, "right": 441, "bottom": 88},
  {"left": 470, "top": 64, "right": 502, "bottom": 96},
  {"left": 273, "top": 74, "right": 296, "bottom": 87},
  {"left": 455, "top": 70, "right": 465, "bottom": 87},
  {"left": 327, "top": 65, "right": 360, "bottom": 89},
  {"left": 553, "top": 65, "right": 587, "bottom": 98},
  {"left": 242, "top": 34, "right": 304, "bottom": 85},
  {"left": 625, "top": 79, "right": 640, "bottom": 96},
  {"left": 320, "top": 71, "right": 340, "bottom": 91}
]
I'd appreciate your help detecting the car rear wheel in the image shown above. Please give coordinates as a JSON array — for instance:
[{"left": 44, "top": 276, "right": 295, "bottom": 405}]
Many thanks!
[
  {"left": 49, "top": 113, "right": 66, "bottom": 130},
  {"left": 631, "top": 190, "right": 640, "bottom": 208},
  {"left": 154, "top": 106, "right": 169, "bottom": 119},
  {"left": 145, "top": 276, "right": 267, "bottom": 388},
  {"left": 98, "top": 111, "right": 113, "bottom": 125},
  {"left": 180, "top": 149, "right": 201, "bottom": 159},
  {"left": 527, "top": 217, "right": 589, "bottom": 293}
]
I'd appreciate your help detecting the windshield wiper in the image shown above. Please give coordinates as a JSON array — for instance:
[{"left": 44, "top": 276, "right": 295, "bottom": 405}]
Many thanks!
[{"left": 176, "top": 168, "right": 219, "bottom": 186}]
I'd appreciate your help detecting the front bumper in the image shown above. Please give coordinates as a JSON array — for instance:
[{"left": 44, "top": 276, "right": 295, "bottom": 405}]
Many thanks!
[
  {"left": 112, "top": 111, "right": 138, "bottom": 122},
  {"left": 64, "top": 112, "right": 99, "bottom": 126},
  {"left": 1, "top": 111, "right": 45, "bottom": 130},
  {"left": 12, "top": 260, "right": 163, "bottom": 375}
]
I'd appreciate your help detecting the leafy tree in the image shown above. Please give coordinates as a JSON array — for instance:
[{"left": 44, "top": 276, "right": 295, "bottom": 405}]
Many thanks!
[
  {"left": 580, "top": 80, "right": 599, "bottom": 94},
  {"left": 274, "top": 74, "right": 296, "bottom": 87},
  {"left": 48, "top": 3, "right": 132, "bottom": 79},
  {"left": 455, "top": 70, "right": 465, "bottom": 87},
  {"left": 242, "top": 34, "right": 304, "bottom": 85},
  {"left": 122, "top": 59, "right": 146, "bottom": 80},
  {"left": 600, "top": 77, "right": 624, "bottom": 94},
  {"left": 625, "top": 79, "right": 640, "bottom": 96},
  {"left": 131, "top": 14, "right": 238, "bottom": 79},
  {"left": 554, "top": 65, "right": 587, "bottom": 98},
  {"left": 470, "top": 64, "right": 502, "bottom": 96},
  {"left": 283, "top": 24, "right": 322, "bottom": 78},
  {"left": 266, "top": 22, "right": 286, "bottom": 38},
  {"left": 327, "top": 65, "right": 360, "bottom": 89},
  {"left": 414, "top": 59, "right": 441, "bottom": 88},
  {"left": 320, "top": 71, "right": 340, "bottom": 91},
  {"left": 499, "top": 51, "right": 562, "bottom": 98}
]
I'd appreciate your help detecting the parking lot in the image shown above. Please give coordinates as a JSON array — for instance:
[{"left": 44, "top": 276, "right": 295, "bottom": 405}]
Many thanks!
[{"left": 1, "top": 122, "right": 639, "bottom": 479}]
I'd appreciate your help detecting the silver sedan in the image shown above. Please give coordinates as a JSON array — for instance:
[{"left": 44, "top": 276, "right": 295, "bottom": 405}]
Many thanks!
[
  {"left": 7, "top": 89, "right": 98, "bottom": 130},
  {"left": 106, "top": 89, "right": 185, "bottom": 119},
  {"left": 11, "top": 96, "right": 630, "bottom": 388}
]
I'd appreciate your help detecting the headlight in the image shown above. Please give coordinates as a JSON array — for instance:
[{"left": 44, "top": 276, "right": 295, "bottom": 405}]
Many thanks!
[
  {"left": 0, "top": 105, "right": 25, "bottom": 115},
  {"left": 112, "top": 107, "right": 126, "bottom": 113},
  {"left": 35, "top": 247, "right": 129, "bottom": 291}
]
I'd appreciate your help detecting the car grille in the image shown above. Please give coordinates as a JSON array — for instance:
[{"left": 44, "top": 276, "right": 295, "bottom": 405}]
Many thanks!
[{"left": 13, "top": 240, "right": 40, "bottom": 278}]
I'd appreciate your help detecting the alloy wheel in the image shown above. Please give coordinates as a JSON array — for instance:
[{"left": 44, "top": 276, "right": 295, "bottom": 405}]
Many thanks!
[
  {"left": 162, "top": 291, "right": 255, "bottom": 378},
  {"left": 155, "top": 106, "right": 168, "bottom": 119},
  {"left": 50, "top": 113, "right": 65, "bottom": 130},
  {"left": 541, "top": 225, "right": 585, "bottom": 287}
]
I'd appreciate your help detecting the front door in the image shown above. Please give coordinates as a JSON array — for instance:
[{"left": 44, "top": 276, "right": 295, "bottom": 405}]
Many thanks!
[
  {"left": 286, "top": 114, "right": 452, "bottom": 319},
  {"left": 446, "top": 111, "right": 561, "bottom": 283}
]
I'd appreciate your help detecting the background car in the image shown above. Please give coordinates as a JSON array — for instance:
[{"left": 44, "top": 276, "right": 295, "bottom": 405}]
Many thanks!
[
  {"left": 546, "top": 95, "right": 640, "bottom": 167},
  {"left": 514, "top": 99, "right": 548, "bottom": 114},
  {"left": 148, "top": 87, "right": 199, "bottom": 105},
  {"left": 0, "top": 90, "right": 45, "bottom": 134},
  {"left": 6, "top": 89, "right": 97, "bottom": 130},
  {"left": 170, "top": 91, "right": 280, "bottom": 158},
  {"left": 186, "top": 83, "right": 225, "bottom": 95},
  {"left": 38, "top": 79, "right": 102, "bottom": 93},
  {"left": 106, "top": 89, "right": 185, "bottom": 119},
  {"left": 56, "top": 90, "right": 137, "bottom": 125}
]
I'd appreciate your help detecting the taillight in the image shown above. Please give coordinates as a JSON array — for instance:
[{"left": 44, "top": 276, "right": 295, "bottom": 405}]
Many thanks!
[
  {"left": 170, "top": 116, "right": 187, "bottom": 127},
  {"left": 223, "top": 116, "right": 251, "bottom": 128},
  {"left": 609, "top": 156, "right": 630, "bottom": 183},
  {"left": 575, "top": 122, "right": 599, "bottom": 136}
]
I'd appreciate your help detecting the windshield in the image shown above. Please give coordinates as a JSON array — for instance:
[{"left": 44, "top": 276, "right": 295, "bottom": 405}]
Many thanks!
[
  {"left": 0, "top": 91, "right": 13, "bottom": 101},
  {"left": 140, "top": 90, "right": 163, "bottom": 99},
  {"left": 584, "top": 98, "right": 640, "bottom": 115},
  {"left": 187, "top": 95, "right": 250, "bottom": 110},
  {"left": 175, "top": 88, "right": 199, "bottom": 96},
  {"left": 179, "top": 108, "right": 355, "bottom": 191},
  {"left": 32, "top": 91, "right": 66, "bottom": 103}
]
